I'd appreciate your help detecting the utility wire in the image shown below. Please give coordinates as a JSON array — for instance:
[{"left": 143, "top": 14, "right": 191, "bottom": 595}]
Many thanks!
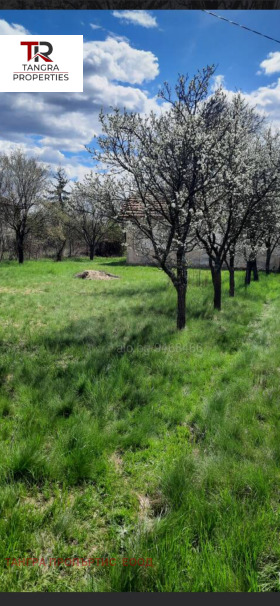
[{"left": 202, "top": 10, "right": 280, "bottom": 45}]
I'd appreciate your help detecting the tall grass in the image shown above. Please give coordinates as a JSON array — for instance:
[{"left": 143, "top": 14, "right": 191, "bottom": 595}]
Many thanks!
[{"left": 0, "top": 258, "right": 279, "bottom": 591}]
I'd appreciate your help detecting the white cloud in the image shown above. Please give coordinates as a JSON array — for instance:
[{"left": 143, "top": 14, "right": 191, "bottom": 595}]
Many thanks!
[
  {"left": 0, "top": 19, "right": 29, "bottom": 35},
  {"left": 0, "top": 139, "right": 92, "bottom": 182},
  {"left": 259, "top": 52, "right": 280, "bottom": 75},
  {"left": 211, "top": 74, "right": 225, "bottom": 92},
  {"left": 85, "top": 74, "right": 162, "bottom": 113},
  {"left": 112, "top": 10, "right": 158, "bottom": 29},
  {"left": 83, "top": 37, "right": 159, "bottom": 85},
  {"left": 243, "top": 79, "right": 280, "bottom": 127},
  {"left": 90, "top": 23, "right": 102, "bottom": 31},
  {"left": 106, "top": 32, "right": 130, "bottom": 43},
  {"left": 211, "top": 53, "right": 280, "bottom": 130},
  {"left": 212, "top": 73, "right": 280, "bottom": 130}
]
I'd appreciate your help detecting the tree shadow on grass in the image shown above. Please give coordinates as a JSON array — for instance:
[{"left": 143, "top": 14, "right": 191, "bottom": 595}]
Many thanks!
[
  {"left": 39, "top": 311, "right": 175, "bottom": 356},
  {"left": 15, "top": 310, "right": 180, "bottom": 457},
  {"left": 68, "top": 257, "right": 91, "bottom": 263},
  {"left": 75, "top": 282, "right": 170, "bottom": 300},
  {"left": 98, "top": 259, "right": 127, "bottom": 267}
]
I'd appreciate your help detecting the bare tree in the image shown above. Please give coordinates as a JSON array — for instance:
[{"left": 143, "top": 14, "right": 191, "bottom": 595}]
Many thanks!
[
  {"left": 45, "top": 167, "right": 70, "bottom": 261},
  {"left": 69, "top": 173, "right": 115, "bottom": 261},
  {"left": 0, "top": 149, "right": 48, "bottom": 264}
]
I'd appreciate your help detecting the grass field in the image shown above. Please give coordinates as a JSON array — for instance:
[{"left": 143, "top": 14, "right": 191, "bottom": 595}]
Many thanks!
[{"left": 0, "top": 257, "right": 280, "bottom": 592}]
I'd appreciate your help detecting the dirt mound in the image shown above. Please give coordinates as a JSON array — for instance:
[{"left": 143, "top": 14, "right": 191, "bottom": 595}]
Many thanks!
[{"left": 75, "top": 270, "right": 120, "bottom": 281}]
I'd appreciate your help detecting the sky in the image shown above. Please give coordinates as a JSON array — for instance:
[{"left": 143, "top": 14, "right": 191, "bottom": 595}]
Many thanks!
[{"left": 1, "top": 9, "right": 280, "bottom": 181}]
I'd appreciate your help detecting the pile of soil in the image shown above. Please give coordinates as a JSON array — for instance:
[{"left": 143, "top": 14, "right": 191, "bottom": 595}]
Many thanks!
[{"left": 75, "top": 270, "right": 120, "bottom": 281}]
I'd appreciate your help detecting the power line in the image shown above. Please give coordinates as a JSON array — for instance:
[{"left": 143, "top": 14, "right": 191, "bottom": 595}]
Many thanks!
[{"left": 202, "top": 10, "right": 280, "bottom": 45}]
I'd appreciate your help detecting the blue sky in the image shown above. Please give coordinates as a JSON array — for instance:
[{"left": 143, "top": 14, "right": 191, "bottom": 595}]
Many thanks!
[{"left": 1, "top": 9, "right": 280, "bottom": 180}]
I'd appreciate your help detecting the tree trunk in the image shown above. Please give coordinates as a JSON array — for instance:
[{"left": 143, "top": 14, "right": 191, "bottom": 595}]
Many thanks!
[
  {"left": 210, "top": 258, "right": 222, "bottom": 310},
  {"left": 56, "top": 240, "right": 66, "bottom": 262},
  {"left": 213, "top": 265, "right": 222, "bottom": 310},
  {"left": 265, "top": 246, "right": 271, "bottom": 275},
  {"left": 18, "top": 247, "right": 24, "bottom": 264},
  {"left": 17, "top": 236, "right": 24, "bottom": 264},
  {"left": 176, "top": 249, "right": 187, "bottom": 330},
  {"left": 229, "top": 254, "right": 235, "bottom": 297},
  {"left": 176, "top": 283, "right": 187, "bottom": 330},
  {"left": 245, "top": 260, "right": 252, "bottom": 286},
  {"left": 89, "top": 244, "right": 95, "bottom": 261},
  {"left": 253, "top": 259, "right": 259, "bottom": 281}
]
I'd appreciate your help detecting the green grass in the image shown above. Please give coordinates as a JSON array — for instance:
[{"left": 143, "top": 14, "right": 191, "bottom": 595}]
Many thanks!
[{"left": 0, "top": 257, "right": 280, "bottom": 591}]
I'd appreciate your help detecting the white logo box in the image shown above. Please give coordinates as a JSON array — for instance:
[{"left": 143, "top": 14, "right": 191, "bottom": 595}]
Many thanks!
[{"left": 0, "top": 35, "right": 83, "bottom": 92}]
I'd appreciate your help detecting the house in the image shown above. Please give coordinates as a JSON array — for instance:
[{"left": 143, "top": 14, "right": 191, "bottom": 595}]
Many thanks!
[{"left": 122, "top": 200, "right": 280, "bottom": 271}]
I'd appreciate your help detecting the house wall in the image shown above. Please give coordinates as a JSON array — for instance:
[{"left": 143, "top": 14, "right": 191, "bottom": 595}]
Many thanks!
[{"left": 126, "top": 229, "right": 280, "bottom": 271}]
